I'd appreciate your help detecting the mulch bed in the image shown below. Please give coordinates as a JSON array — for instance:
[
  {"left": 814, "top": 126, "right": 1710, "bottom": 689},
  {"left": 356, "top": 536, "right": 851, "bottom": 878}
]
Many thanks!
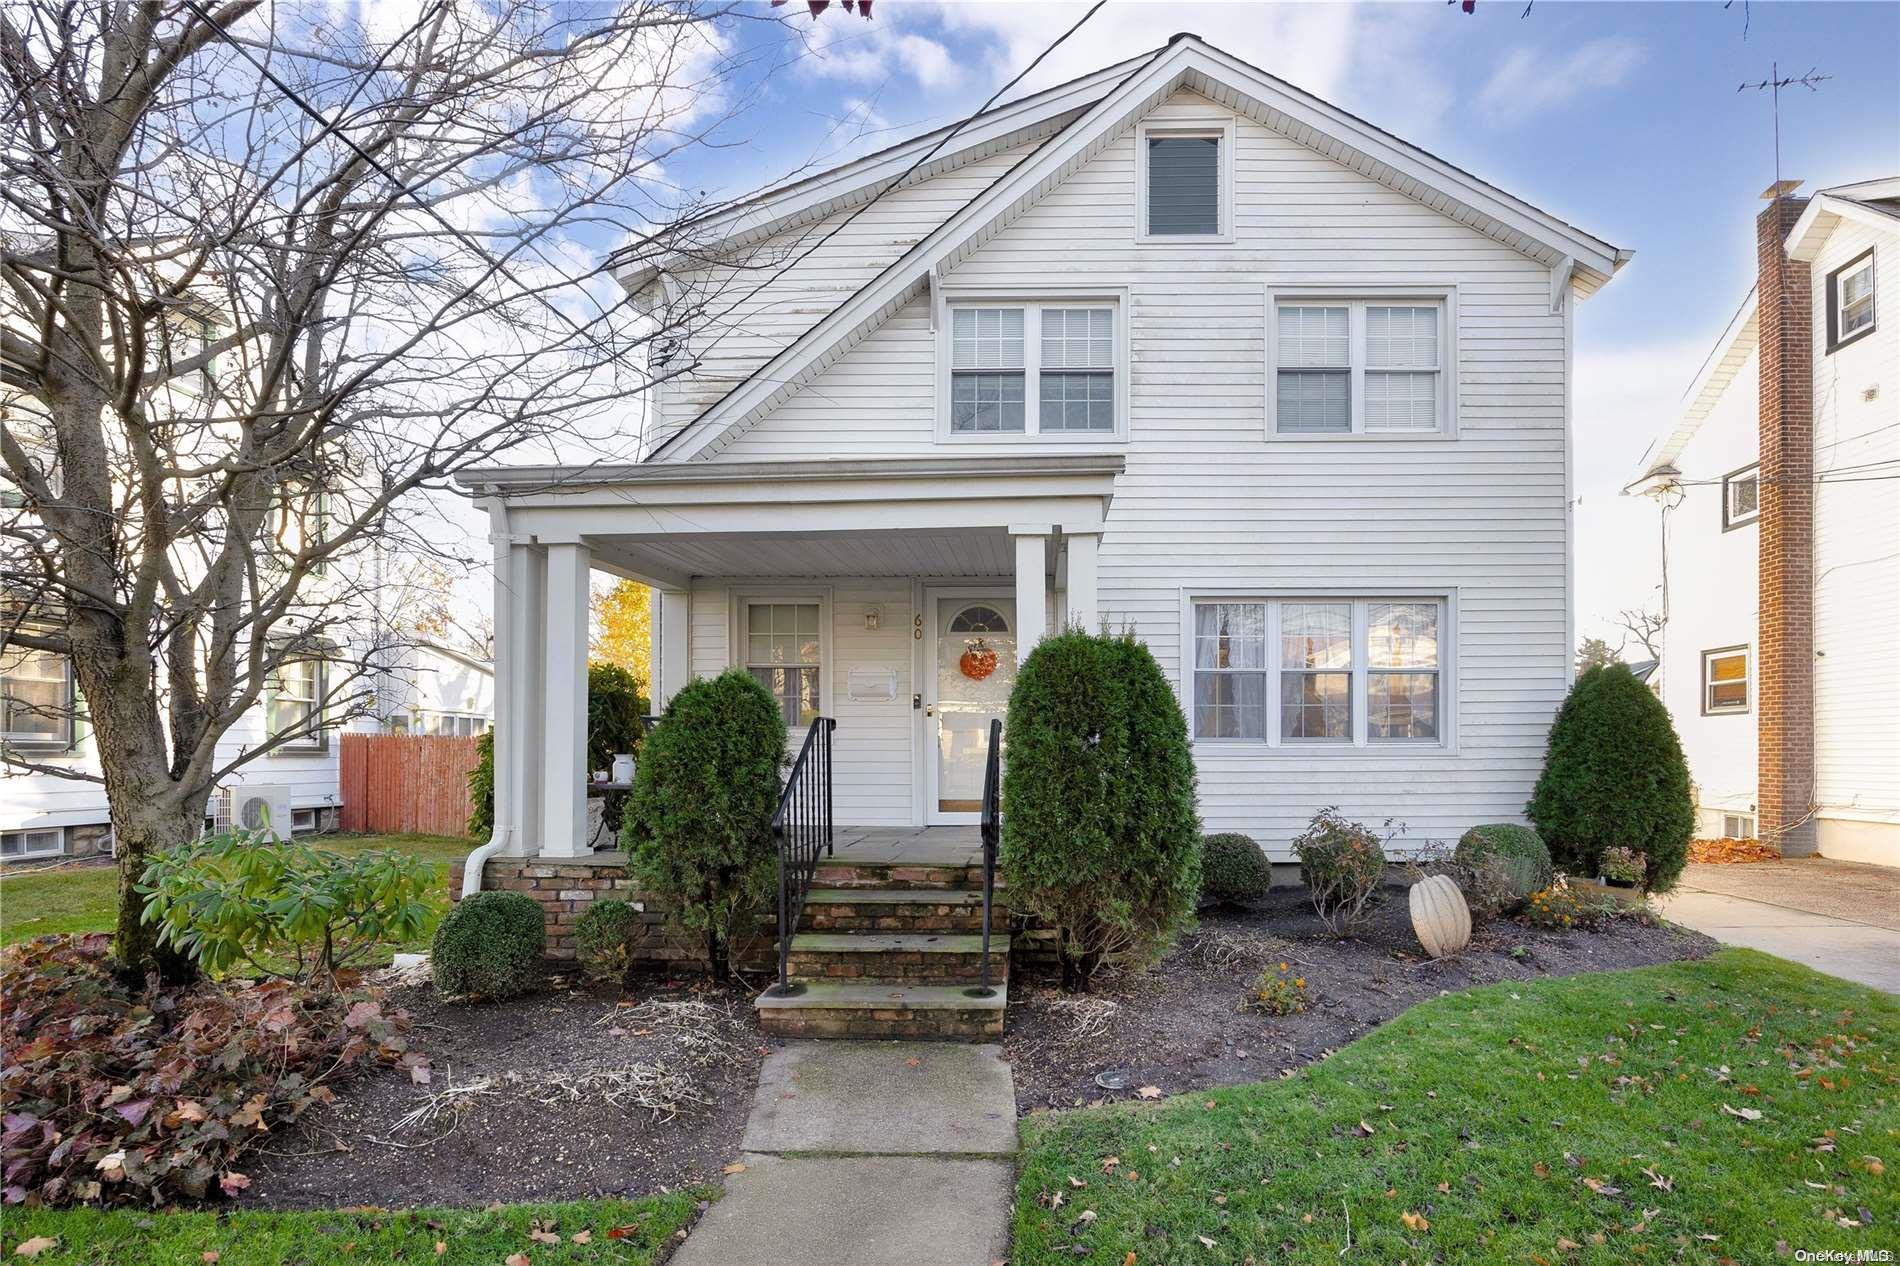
[
  {"left": 1003, "top": 884, "right": 1717, "bottom": 1113},
  {"left": 245, "top": 969, "right": 767, "bottom": 1209}
]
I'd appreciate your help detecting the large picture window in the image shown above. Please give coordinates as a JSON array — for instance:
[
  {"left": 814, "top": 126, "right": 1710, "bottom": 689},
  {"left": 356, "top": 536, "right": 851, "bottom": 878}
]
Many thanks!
[
  {"left": 1190, "top": 597, "right": 1447, "bottom": 747},
  {"left": 1270, "top": 296, "right": 1451, "bottom": 436},
  {"left": 745, "top": 600, "right": 822, "bottom": 729},
  {"left": 944, "top": 301, "right": 1120, "bottom": 438},
  {"left": 1, "top": 642, "right": 74, "bottom": 750}
]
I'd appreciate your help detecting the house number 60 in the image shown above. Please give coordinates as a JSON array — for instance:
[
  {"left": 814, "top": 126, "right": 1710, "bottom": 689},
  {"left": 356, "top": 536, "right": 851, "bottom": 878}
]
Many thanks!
[{"left": 913, "top": 614, "right": 924, "bottom": 640}]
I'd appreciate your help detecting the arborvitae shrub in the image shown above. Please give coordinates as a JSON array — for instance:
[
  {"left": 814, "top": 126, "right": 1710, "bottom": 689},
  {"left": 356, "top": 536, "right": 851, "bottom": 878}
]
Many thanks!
[
  {"left": 1000, "top": 628, "right": 1201, "bottom": 991},
  {"left": 621, "top": 669, "right": 785, "bottom": 978},
  {"left": 1200, "top": 832, "right": 1273, "bottom": 906},
  {"left": 1526, "top": 664, "right": 1694, "bottom": 892},
  {"left": 432, "top": 890, "right": 545, "bottom": 999},
  {"left": 1453, "top": 823, "right": 1554, "bottom": 910}
]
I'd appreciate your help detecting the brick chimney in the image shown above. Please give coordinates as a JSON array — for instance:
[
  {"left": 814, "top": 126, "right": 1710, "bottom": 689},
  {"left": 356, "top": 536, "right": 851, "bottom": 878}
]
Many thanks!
[{"left": 1755, "top": 188, "right": 1816, "bottom": 855}]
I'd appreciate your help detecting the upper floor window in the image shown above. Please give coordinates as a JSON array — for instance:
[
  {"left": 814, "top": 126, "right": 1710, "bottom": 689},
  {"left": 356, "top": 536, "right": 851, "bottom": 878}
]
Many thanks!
[
  {"left": 1190, "top": 597, "right": 1447, "bottom": 748},
  {"left": 1702, "top": 646, "right": 1749, "bottom": 715},
  {"left": 1827, "top": 249, "right": 1875, "bottom": 352},
  {"left": 943, "top": 301, "right": 1121, "bottom": 439},
  {"left": 1, "top": 641, "right": 75, "bottom": 751},
  {"left": 1270, "top": 297, "right": 1450, "bottom": 437},
  {"left": 1722, "top": 464, "right": 1760, "bottom": 529},
  {"left": 1137, "top": 118, "right": 1233, "bottom": 243}
]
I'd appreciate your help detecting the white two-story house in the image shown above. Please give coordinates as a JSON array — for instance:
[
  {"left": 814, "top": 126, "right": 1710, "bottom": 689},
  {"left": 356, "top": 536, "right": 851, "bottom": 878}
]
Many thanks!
[
  {"left": 457, "top": 34, "right": 1628, "bottom": 874},
  {"left": 1629, "top": 178, "right": 1898, "bottom": 868}
]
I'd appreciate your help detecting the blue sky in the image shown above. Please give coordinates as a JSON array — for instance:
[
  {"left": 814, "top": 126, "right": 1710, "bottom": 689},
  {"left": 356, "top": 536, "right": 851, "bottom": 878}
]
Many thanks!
[{"left": 660, "top": 0, "right": 1899, "bottom": 648}]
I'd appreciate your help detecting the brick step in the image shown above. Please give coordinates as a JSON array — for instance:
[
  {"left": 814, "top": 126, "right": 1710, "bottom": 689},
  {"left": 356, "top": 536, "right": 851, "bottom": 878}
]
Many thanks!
[
  {"left": 784, "top": 931, "right": 1009, "bottom": 987},
  {"left": 802, "top": 887, "right": 1006, "bottom": 933},
  {"left": 754, "top": 980, "right": 1005, "bottom": 1041},
  {"left": 812, "top": 857, "right": 987, "bottom": 891}
]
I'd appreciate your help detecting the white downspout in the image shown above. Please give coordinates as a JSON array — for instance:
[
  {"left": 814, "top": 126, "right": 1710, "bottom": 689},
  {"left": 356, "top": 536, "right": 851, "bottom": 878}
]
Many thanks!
[{"left": 462, "top": 506, "right": 519, "bottom": 897}]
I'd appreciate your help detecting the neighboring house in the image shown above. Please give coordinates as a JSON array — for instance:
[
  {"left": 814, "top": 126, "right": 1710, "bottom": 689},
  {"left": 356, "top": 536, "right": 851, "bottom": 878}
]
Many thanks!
[
  {"left": 456, "top": 33, "right": 1628, "bottom": 867},
  {"left": 370, "top": 641, "right": 495, "bottom": 737},
  {"left": 1628, "top": 178, "right": 1899, "bottom": 867}
]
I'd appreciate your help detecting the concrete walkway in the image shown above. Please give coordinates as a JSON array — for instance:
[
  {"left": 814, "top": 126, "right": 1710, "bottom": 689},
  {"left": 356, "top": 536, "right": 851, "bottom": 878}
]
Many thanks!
[
  {"left": 672, "top": 1041, "right": 1019, "bottom": 1266},
  {"left": 1657, "top": 859, "right": 1900, "bottom": 994}
]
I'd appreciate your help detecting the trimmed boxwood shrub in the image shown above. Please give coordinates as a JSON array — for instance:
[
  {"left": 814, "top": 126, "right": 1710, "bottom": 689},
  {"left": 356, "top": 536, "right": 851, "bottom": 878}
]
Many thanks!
[
  {"left": 1453, "top": 823, "right": 1553, "bottom": 911},
  {"left": 574, "top": 899, "right": 641, "bottom": 983},
  {"left": 1527, "top": 663, "right": 1695, "bottom": 892},
  {"left": 1001, "top": 628, "right": 1201, "bottom": 991},
  {"left": 621, "top": 669, "right": 785, "bottom": 979},
  {"left": 432, "top": 890, "right": 545, "bottom": 999},
  {"left": 1200, "top": 832, "right": 1272, "bottom": 907},
  {"left": 467, "top": 663, "right": 650, "bottom": 838}
]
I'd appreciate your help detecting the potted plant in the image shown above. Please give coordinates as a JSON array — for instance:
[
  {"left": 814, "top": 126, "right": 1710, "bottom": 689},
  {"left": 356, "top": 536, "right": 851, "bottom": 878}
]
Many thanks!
[{"left": 1599, "top": 846, "right": 1647, "bottom": 890}]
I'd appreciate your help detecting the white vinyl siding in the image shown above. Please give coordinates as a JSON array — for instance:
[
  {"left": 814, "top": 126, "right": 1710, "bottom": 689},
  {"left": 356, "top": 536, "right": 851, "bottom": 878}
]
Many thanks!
[
  {"left": 707, "top": 87, "right": 1572, "bottom": 853},
  {"left": 1271, "top": 296, "right": 1449, "bottom": 436}
]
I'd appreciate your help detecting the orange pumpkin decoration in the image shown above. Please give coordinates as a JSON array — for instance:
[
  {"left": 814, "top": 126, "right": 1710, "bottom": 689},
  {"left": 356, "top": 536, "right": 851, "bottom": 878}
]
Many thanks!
[{"left": 960, "top": 640, "right": 998, "bottom": 681}]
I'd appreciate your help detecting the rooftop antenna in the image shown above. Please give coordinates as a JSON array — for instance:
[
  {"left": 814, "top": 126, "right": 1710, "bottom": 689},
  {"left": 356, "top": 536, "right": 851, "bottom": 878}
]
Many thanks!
[{"left": 1738, "top": 63, "right": 1831, "bottom": 211}]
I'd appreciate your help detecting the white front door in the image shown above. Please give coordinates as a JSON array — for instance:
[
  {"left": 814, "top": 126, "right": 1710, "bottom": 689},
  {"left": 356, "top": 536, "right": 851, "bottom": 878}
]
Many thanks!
[{"left": 925, "top": 592, "right": 1017, "bottom": 823}]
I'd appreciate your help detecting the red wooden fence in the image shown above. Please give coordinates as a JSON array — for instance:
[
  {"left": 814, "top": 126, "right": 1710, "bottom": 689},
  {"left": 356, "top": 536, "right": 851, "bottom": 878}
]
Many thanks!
[{"left": 339, "top": 733, "right": 482, "bottom": 838}]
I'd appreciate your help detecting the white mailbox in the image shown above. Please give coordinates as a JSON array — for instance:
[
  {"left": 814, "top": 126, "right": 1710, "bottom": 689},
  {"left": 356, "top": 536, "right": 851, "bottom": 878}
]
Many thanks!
[{"left": 846, "top": 668, "right": 899, "bottom": 702}]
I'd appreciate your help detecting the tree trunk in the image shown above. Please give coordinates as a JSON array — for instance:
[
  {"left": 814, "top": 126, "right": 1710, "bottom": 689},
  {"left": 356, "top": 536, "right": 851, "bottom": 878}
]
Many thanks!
[{"left": 109, "top": 799, "right": 200, "bottom": 987}]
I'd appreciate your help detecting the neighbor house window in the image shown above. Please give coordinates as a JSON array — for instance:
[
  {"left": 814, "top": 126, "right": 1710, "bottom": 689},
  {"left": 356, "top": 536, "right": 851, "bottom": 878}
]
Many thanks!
[
  {"left": 1827, "top": 248, "right": 1876, "bottom": 352},
  {"left": 1721, "top": 812, "right": 1756, "bottom": 840},
  {"left": 1272, "top": 298, "right": 1448, "bottom": 435},
  {"left": 945, "top": 301, "right": 1120, "bottom": 437},
  {"left": 268, "top": 655, "right": 327, "bottom": 751},
  {"left": 1723, "top": 464, "right": 1760, "bottom": 529},
  {"left": 1, "top": 642, "right": 74, "bottom": 750},
  {"left": 1191, "top": 598, "right": 1446, "bottom": 747},
  {"left": 1, "top": 828, "right": 64, "bottom": 860},
  {"left": 1137, "top": 119, "right": 1233, "bottom": 242},
  {"left": 745, "top": 600, "right": 821, "bottom": 728},
  {"left": 1701, "top": 646, "right": 1749, "bottom": 715}
]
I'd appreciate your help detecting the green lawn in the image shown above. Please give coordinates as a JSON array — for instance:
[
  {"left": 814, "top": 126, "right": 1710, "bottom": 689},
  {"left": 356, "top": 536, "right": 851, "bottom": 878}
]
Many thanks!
[
  {"left": 1, "top": 1190, "right": 712, "bottom": 1265},
  {"left": 1014, "top": 949, "right": 1897, "bottom": 1265},
  {"left": 0, "top": 834, "right": 473, "bottom": 958}
]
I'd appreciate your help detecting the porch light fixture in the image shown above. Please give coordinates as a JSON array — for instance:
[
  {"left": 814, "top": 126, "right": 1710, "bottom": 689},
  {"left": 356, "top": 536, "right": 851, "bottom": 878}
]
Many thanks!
[{"left": 864, "top": 606, "right": 881, "bottom": 631}]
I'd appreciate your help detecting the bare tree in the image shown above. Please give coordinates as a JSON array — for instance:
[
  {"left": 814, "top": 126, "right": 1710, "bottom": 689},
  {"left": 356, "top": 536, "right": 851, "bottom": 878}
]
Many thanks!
[
  {"left": 1616, "top": 608, "right": 1665, "bottom": 663},
  {"left": 0, "top": 0, "right": 787, "bottom": 980}
]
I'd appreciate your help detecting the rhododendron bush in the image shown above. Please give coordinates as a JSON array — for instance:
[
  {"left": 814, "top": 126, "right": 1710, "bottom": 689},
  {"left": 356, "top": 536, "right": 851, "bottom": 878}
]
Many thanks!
[{"left": 0, "top": 934, "right": 416, "bottom": 1207}]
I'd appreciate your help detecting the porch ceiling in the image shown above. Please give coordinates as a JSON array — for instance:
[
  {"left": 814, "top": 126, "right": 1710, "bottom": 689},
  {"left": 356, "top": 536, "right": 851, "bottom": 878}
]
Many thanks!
[{"left": 590, "top": 526, "right": 1016, "bottom": 581}]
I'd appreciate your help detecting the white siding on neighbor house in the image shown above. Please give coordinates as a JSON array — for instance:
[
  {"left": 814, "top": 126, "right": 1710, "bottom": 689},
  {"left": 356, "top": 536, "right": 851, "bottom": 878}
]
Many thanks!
[
  {"left": 1809, "top": 215, "right": 1900, "bottom": 858},
  {"left": 686, "top": 580, "right": 916, "bottom": 826},
  {"left": 649, "top": 144, "right": 1036, "bottom": 453},
  {"left": 1657, "top": 344, "right": 1761, "bottom": 835},
  {"left": 701, "top": 90, "right": 1578, "bottom": 853}
]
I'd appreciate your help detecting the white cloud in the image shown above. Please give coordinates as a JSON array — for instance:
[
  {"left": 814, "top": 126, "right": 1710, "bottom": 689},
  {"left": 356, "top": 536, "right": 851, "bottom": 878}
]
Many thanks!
[
  {"left": 1476, "top": 37, "right": 1646, "bottom": 120},
  {"left": 791, "top": 14, "right": 963, "bottom": 90}
]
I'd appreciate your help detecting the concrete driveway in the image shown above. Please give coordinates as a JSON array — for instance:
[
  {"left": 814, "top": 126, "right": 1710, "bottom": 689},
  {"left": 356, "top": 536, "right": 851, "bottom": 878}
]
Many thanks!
[{"left": 1656, "top": 857, "right": 1900, "bottom": 994}]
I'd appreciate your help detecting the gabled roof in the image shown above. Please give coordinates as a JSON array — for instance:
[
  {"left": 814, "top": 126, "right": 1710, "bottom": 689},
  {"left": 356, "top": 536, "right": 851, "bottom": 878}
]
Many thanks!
[
  {"left": 1787, "top": 178, "right": 1900, "bottom": 262},
  {"left": 648, "top": 32, "right": 1629, "bottom": 463}
]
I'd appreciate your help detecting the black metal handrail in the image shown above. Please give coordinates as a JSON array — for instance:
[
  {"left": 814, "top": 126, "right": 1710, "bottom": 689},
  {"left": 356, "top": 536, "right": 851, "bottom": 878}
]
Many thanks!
[
  {"left": 767, "top": 716, "right": 836, "bottom": 997},
  {"left": 968, "top": 717, "right": 1003, "bottom": 999}
]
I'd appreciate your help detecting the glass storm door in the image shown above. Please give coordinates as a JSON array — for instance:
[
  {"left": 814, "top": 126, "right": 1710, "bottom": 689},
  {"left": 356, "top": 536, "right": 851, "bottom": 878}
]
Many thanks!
[{"left": 927, "top": 595, "right": 1017, "bottom": 822}]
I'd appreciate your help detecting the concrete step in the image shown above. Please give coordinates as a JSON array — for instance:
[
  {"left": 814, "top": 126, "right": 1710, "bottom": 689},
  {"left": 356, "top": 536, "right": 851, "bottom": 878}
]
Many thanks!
[
  {"left": 813, "top": 857, "right": 987, "bottom": 891},
  {"left": 754, "top": 981, "right": 1007, "bottom": 1041},
  {"left": 785, "top": 931, "right": 1009, "bottom": 987},
  {"left": 802, "top": 888, "right": 1006, "bottom": 933}
]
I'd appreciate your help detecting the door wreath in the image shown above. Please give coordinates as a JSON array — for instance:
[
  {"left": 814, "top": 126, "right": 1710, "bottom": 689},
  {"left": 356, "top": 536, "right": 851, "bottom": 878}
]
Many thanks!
[{"left": 959, "top": 638, "right": 999, "bottom": 681}]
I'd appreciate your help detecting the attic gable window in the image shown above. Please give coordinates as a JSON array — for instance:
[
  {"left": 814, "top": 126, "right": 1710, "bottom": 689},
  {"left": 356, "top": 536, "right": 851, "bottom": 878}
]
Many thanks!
[{"left": 1136, "top": 118, "right": 1234, "bottom": 243}]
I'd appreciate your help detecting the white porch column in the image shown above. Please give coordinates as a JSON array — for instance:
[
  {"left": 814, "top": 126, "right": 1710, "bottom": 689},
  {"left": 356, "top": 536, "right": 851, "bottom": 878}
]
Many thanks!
[
  {"left": 540, "top": 542, "right": 591, "bottom": 858},
  {"left": 485, "top": 532, "right": 519, "bottom": 856},
  {"left": 1012, "top": 526, "right": 1050, "bottom": 650},
  {"left": 1064, "top": 531, "right": 1099, "bottom": 632},
  {"left": 507, "top": 544, "right": 546, "bottom": 855},
  {"left": 655, "top": 586, "right": 690, "bottom": 708}
]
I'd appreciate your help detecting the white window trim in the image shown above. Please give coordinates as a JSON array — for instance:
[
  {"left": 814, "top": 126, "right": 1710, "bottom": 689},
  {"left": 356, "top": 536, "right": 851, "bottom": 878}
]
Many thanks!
[
  {"left": 729, "top": 587, "right": 833, "bottom": 728},
  {"left": 1722, "top": 463, "right": 1760, "bottom": 531},
  {"left": 1134, "top": 115, "right": 1236, "bottom": 245},
  {"left": 1264, "top": 285, "right": 1459, "bottom": 440},
  {"left": 1721, "top": 812, "right": 1757, "bottom": 840},
  {"left": 267, "top": 654, "right": 329, "bottom": 754},
  {"left": 1178, "top": 588, "right": 1458, "bottom": 756},
  {"left": 933, "top": 290, "right": 1129, "bottom": 443},
  {"left": 1, "top": 642, "right": 77, "bottom": 751},
  {"left": 1701, "top": 645, "right": 1750, "bottom": 716},
  {"left": 1, "top": 827, "right": 65, "bottom": 861}
]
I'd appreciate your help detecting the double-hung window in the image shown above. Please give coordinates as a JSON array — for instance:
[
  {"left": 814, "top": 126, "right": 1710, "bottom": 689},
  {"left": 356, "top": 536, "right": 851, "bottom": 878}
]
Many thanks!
[
  {"left": 1702, "top": 646, "right": 1749, "bottom": 715},
  {"left": 945, "top": 302, "right": 1119, "bottom": 437},
  {"left": 1271, "top": 297, "right": 1450, "bottom": 436},
  {"left": 1, "top": 642, "right": 74, "bottom": 750},
  {"left": 268, "top": 655, "right": 327, "bottom": 751},
  {"left": 1827, "top": 248, "right": 1876, "bottom": 352},
  {"left": 745, "top": 600, "right": 822, "bottom": 728},
  {"left": 1191, "top": 598, "right": 1447, "bottom": 748}
]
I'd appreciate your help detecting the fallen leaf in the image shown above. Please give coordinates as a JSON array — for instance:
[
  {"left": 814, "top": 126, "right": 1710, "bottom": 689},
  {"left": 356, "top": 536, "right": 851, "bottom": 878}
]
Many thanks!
[
  {"left": 1582, "top": 1177, "right": 1623, "bottom": 1196},
  {"left": 433, "top": 1243, "right": 446, "bottom": 1256},
  {"left": 1721, "top": 1103, "right": 1763, "bottom": 1121},
  {"left": 722, "top": 1162, "right": 748, "bottom": 1175},
  {"left": 1357, "top": 1120, "right": 1376, "bottom": 1136},
  {"left": 1556, "top": 1237, "right": 1580, "bottom": 1252},
  {"left": 1136, "top": 1086, "right": 1162, "bottom": 1100},
  {"left": 202, "top": 1255, "right": 220, "bottom": 1264},
  {"left": 571, "top": 1230, "right": 592, "bottom": 1244},
  {"left": 1204, "top": 1100, "right": 1216, "bottom": 1110},
  {"left": 1197, "top": 1236, "right": 1217, "bottom": 1248},
  {"left": 174, "top": 1100, "right": 208, "bottom": 1123},
  {"left": 1861, "top": 1156, "right": 1885, "bottom": 1176},
  {"left": 529, "top": 1227, "right": 561, "bottom": 1245},
  {"left": 1436, "top": 1182, "right": 1451, "bottom": 1193},
  {"left": 219, "top": 1171, "right": 251, "bottom": 1196},
  {"left": 1401, "top": 1211, "right": 1430, "bottom": 1232},
  {"left": 1102, "top": 1156, "right": 1120, "bottom": 1172},
  {"left": 605, "top": 1224, "right": 641, "bottom": 1240},
  {"left": 506, "top": 1256, "right": 531, "bottom": 1266},
  {"left": 1068, "top": 1176, "right": 1087, "bottom": 1188},
  {"left": 905, "top": 1057, "right": 921, "bottom": 1068},
  {"left": 409, "top": 1064, "right": 432, "bottom": 1087},
  {"left": 1122, "top": 1254, "right": 1137, "bottom": 1266},
  {"left": 1532, "top": 1162, "right": 1551, "bottom": 1179},
  {"left": 13, "top": 1239, "right": 58, "bottom": 1259},
  {"left": 1642, "top": 1165, "right": 1673, "bottom": 1192}
]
